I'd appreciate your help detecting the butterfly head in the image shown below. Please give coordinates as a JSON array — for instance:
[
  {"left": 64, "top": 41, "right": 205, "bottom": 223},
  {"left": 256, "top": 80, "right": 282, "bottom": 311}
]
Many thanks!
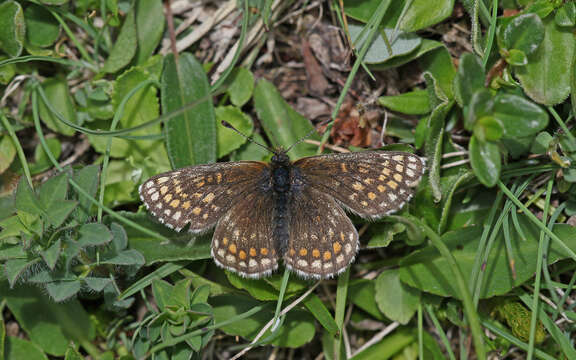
[{"left": 271, "top": 148, "right": 291, "bottom": 166}]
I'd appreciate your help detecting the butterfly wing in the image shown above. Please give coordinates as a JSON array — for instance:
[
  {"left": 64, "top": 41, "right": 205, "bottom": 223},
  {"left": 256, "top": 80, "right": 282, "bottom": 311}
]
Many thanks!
[
  {"left": 284, "top": 186, "right": 358, "bottom": 279},
  {"left": 294, "top": 151, "right": 425, "bottom": 219},
  {"left": 139, "top": 161, "right": 270, "bottom": 232},
  {"left": 211, "top": 190, "right": 278, "bottom": 278}
]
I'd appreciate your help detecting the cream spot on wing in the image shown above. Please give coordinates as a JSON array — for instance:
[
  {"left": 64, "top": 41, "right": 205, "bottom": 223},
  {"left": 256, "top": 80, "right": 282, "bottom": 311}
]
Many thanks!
[
  {"left": 336, "top": 254, "right": 345, "bottom": 264},
  {"left": 388, "top": 193, "right": 398, "bottom": 202},
  {"left": 392, "top": 155, "right": 404, "bottom": 161},
  {"left": 192, "top": 207, "right": 201, "bottom": 215},
  {"left": 202, "top": 213, "right": 208, "bottom": 219},
  {"left": 361, "top": 200, "right": 368, "bottom": 207},
  {"left": 345, "top": 243, "right": 352, "bottom": 254},
  {"left": 409, "top": 156, "right": 418, "bottom": 162},
  {"left": 150, "top": 192, "right": 159, "bottom": 201},
  {"left": 396, "top": 164, "right": 404, "bottom": 172},
  {"left": 349, "top": 233, "right": 354, "bottom": 241},
  {"left": 170, "top": 199, "right": 180, "bottom": 208},
  {"left": 146, "top": 182, "right": 154, "bottom": 189},
  {"left": 312, "top": 260, "right": 321, "bottom": 269},
  {"left": 261, "top": 258, "right": 272, "bottom": 266},
  {"left": 203, "top": 192, "right": 215, "bottom": 203},
  {"left": 160, "top": 186, "right": 168, "bottom": 195},
  {"left": 217, "top": 248, "right": 225, "bottom": 257},
  {"left": 377, "top": 185, "right": 386, "bottom": 193},
  {"left": 352, "top": 182, "right": 365, "bottom": 191},
  {"left": 408, "top": 162, "right": 418, "bottom": 170},
  {"left": 297, "top": 259, "right": 308, "bottom": 267},
  {"left": 172, "top": 211, "right": 181, "bottom": 220},
  {"left": 155, "top": 203, "right": 163, "bottom": 209},
  {"left": 164, "top": 194, "right": 173, "bottom": 202},
  {"left": 147, "top": 187, "right": 156, "bottom": 194},
  {"left": 225, "top": 254, "right": 236, "bottom": 263},
  {"left": 157, "top": 177, "right": 169, "bottom": 184},
  {"left": 214, "top": 239, "right": 220, "bottom": 248},
  {"left": 164, "top": 209, "right": 171, "bottom": 216},
  {"left": 249, "top": 259, "right": 258, "bottom": 267},
  {"left": 394, "top": 173, "right": 403, "bottom": 182},
  {"left": 406, "top": 168, "right": 415, "bottom": 177},
  {"left": 323, "top": 262, "right": 333, "bottom": 269},
  {"left": 239, "top": 261, "right": 247, "bottom": 268}
]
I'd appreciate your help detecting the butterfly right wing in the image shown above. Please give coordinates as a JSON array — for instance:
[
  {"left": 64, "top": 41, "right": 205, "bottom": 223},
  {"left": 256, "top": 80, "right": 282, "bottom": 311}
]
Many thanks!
[{"left": 139, "top": 161, "right": 270, "bottom": 232}]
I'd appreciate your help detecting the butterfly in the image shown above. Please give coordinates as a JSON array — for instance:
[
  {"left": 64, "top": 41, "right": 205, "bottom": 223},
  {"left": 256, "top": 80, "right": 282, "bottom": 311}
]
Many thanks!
[{"left": 139, "top": 123, "right": 425, "bottom": 279}]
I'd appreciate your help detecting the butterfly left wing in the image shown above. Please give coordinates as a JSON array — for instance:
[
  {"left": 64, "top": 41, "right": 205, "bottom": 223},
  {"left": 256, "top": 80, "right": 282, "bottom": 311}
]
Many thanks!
[
  {"left": 139, "top": 161, "right": 270, "bottom": 232},
  {"left": 294, "top": 151, "right": 425, "bottom": 219},
  {"left": 284, "top": 186, "right": 359, "bottom": 279}
]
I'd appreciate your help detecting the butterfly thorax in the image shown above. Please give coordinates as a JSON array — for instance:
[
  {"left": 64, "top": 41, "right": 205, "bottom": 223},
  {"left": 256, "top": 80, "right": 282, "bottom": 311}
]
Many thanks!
[
  {"left": 270, "top": 151, "right": 293, "bottom": 254},
  {"left": 270, "top": 151, "right": 292, "bottom": 193}
]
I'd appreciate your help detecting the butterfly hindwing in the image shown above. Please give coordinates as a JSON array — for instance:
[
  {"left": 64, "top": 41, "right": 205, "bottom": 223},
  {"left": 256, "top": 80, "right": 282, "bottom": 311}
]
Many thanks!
[
  {"left": 139, "top": 161, "right": 270, "bottom": 232},
  {"left": 284, "top": 186, "right": 358, "bottom": 279},
  {"left": 211, "top": 190, "right": 279, "bottom": 278},
  {"left": 294, "top": 151, "right": 425, "bottom": 219}
]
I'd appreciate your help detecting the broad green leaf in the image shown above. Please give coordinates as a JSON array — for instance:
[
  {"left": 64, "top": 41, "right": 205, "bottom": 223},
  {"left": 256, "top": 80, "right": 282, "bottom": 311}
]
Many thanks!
[
  {"left": 212, "top": 294, "right": 315, "bottom": 348},
  {"left": 135, "top": 0, "right": 164, "bottom": 64},
  {"left": 46, "top": 280, "right": 82, "bottom": 302},
  {"left": 226, "top": 67, "right": 254, "bottom": 107},
  {"left": 118, "top": 212, "right": 211, "bottom": 264},
  {"left": 44, "top": 200, "right": 77, "bottom": 228},
  {"left": 4, "top": 258, "right": 40, "bottom": 286},
  {"left": 505, "top": 49, "right": 527, "bottom": 66},
  {"left": 453, "top": 53, "right": 485, "bottom": 106},
  {"left": 78, "top": 223, "right": 112, "bottom": 247},
  {"left": 555, "top": 2, "right": 576, "bottom": 27},
  {"left": 399, "top": 215, "right": 576, "bottom": 298},
  {"left": 216, "top": 106, "right": 253, "bottom": 158},
  {"left": 162, "top": 53, "right": 216, "bottom": 168},
  {"left": 109, "top": 222, "right": 128, "bottom": 252},
  {"left": 348, "top": 280, "right": 384, "bottom": 320},
  {"left": 493, "top": 94, "right": 548, "bottom": 138},
  {"left": 371, "top": 38, "right": 443, "bottom": 71},
  {"left": 469, "top": 135, "right": 501, "bottom": 187},
  {"left": 38, "top": 77, "right": 77, "bottom": 136},
  {"left": 84, "top": 277, "right": 112, "bottom": 292},
  {"left": 474, "top": 116, "right": 503, "bottom": 142},
  {"left": 40, "top": 238, "right": 61, "bottom": 270},
  {"left": 502, "top": 14, "right": 544, "bottom": 56},
  {"left": 378, "top": 90, "right": 430, "bottom": 115},
  {"left": 375, "top": 269, "right": 420, "bottom": 324},
  {"left": 100, "top": 249, "right": 145, "bottom": 265},
  {"left": 0, "top": 135, "right": 16, "bottom": 174},
  {"left": 24, "top": 4, "right": 60, "bottom": 48},
  {"left": 530, "top": 131, "right": 553, "bottom": 154},
  {"left": 465, "top": 89, "right": 493, "bottom": 131},
  {"left": 348, "top": 25, "right": 421, "bottom": 64},
  {"left": 418, "top": 45, "right": 456, "bottom": 100},
  {"left": 344, "top": 0, "right": 454, "bottom": 32},
  {"left": 152, "top": 279, "right": 173, "bottom": 310},
  {"left": 64, "top": 344, "right": 84, "bottom": 360},
  {"left": 351, "top": 328, "right": 416, "bottom": 360},
  {"left": 0, "top": 281, "right": 95, "bottom": 356},
  {"left": 38, "top": 172, "right": 68, "bottom": 213},
  {"left": 0, "top": 55, "right": 16, "bottom": 84},
  {"left": 0, "top": 1, "right": 25, "bottom": 56},
  {"left": 253, "top": 79, "right": 317, "bottom": 159},
  {"left": 101, "top": 7, "right": 137, "bottom": 73},
  {"left": 4, "top": 337, "right": 48, "bottom": 360},
  {"left": 516, "top": 17, "right": 575, "bottom": 105}
]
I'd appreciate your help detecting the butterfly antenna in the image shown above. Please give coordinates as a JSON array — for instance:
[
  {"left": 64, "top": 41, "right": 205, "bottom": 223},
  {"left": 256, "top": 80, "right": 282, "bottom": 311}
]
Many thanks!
[
  {"left": 285, "top": 118, "right": 331, "bottom": 153},
  {"left": 221, "top": 120, "right": 276, "bottom": 154}
]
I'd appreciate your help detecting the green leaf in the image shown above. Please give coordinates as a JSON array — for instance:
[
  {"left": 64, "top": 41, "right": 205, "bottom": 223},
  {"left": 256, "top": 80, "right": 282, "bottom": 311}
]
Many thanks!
[
  {"left": 45, "top": 200, "right": 77, "bottom": 228},
  {"left": 71, "top": 165, "right": 100, "bottom": 222},
  {"left": 516, "top": 16, "right": 575, "bottom": 105},
  {"left": 38, "top": 172, "right": 68, "bottom": 213},
  {"left": 502, "top": 14, "right": 544, "bottom": 56},
  {"left": 64, "top": 343, "right": 84, "bottom": 360},
  {"left": 375, "top": 269, "right": 420, "bottom": 324},
  {"left": 84, "top": 277, "right": 112, "bottom": 292},
  {"left": 30, "top": 137, "right": 61, "bottom": 174},
  {"left": 4, "top": 259, "right": 40, "bottom": 286},
  {"left": 465, "top": 89, "right": 493, "bottom": 131},
  {"left": 0, "top": 135, "right": 16, "bottom": 174},
  {"left": 24, "top": 4, "right": 60, "bottom": 48},
  {"left": 493, "top": 94, "right": 549, "bottom": 138},
  {"left": 469, "top": 135, "right": 501, "bottom": 187},
  {"left": 216, "top": 106, "right": 253, "bottom": 158},
  {"left": 78, "top": 223, "right": 112, "bottom": 247},
  {"left": 0, "top": 281, "right": 95, "bottom": 356},
  {"left": 418, "top": 45, "right": 456, "bottom": 101},
  {"left": 101, "top": 7, "right": 137, "bottom": 73},
  {"left": 474, "top": 116, "right": 503, "bottom": 142},
  {"left": 530, "top": 131, "right": 553, "bottom": 154},
  {"left": 118, "top": 212, "right": 211, "bottom": 264},
  {"left": 15, "top": 177, "right": 43, "bottom": 216},
  {"left": 162, "top": 53, "right": 217, "bottom": 168},
  {"left": 399, "top": 215, "right": 576, "bottom": 299},
  {"left": 505, "top": 49, "right": 527, "bottom": 66},
  {"left": 38, "top": 77, "right": 77, "bottom": 136},
  {"left": 348, "top": 280, "right": 384, "bottom": 320},
  {"left": 152, "top": 279, "right": 173, "bottom": 310},
  {"left": 302, "top": 294, "right": 339, "bottom": 335},
  {"left": 348, "top": 25, "right": 421, "bottom": 64},
  {"left": 4, "top": 336, "right": 48, "bottom": 360},
  {"left": 134, "top": 0, "right": 165, "bottom": 64},
  {"left": 555, "top": 2, "right": 576, "bottom": 27},
  {"left": 453, "top": 53, "right": 485, "bottom": 106},
  {"left": 40, "top": 238, "right": 61, "bottom": 270},
  {"left": 46, "top": 280, "right": 82, "bottom": 302},
  {"left": 378, "top": 90, "right": 430, "bottom": 115},
  {"left": 226, "top": 67, "right": 254, "bottom": 107},
  {"left": 371, "top": 38, "right": 443, "bottom": 71},
  {"left": 100, "top": 249, "right": 145, "bottom": 266},
  {"left": 0, "top": 1, "right": 25, "bottom": 56},
  {"left": 253, "top": 79, "right": 317, "bottom": 159}
]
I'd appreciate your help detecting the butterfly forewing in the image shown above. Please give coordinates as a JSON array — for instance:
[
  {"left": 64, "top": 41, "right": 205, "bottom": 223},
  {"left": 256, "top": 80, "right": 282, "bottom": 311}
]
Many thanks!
[
  {"left": 211, "top": 190, "right": 278, "bottom": 278},
  {"left": 294, "top": 151, "right": 425, "bottom": 218},
  {"left": 139, "top": 162, "right": 270, "bottom": 232},
  {"left": 284, "top": 187, "right": 358, "bottom": 279}
]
